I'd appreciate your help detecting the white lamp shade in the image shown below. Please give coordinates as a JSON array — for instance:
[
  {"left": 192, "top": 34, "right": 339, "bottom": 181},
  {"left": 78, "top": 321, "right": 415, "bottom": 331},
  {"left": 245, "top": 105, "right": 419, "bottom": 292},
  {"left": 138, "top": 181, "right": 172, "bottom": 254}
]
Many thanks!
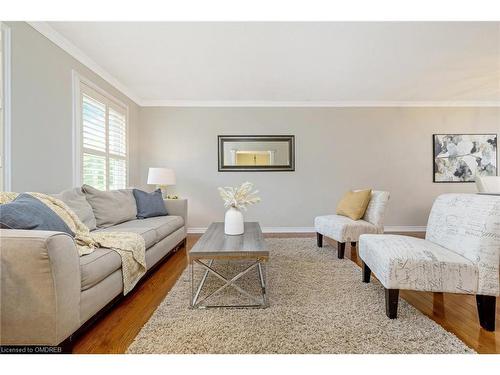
[{"left": 147, "top": 168, "right": 176, "bottom": 185}]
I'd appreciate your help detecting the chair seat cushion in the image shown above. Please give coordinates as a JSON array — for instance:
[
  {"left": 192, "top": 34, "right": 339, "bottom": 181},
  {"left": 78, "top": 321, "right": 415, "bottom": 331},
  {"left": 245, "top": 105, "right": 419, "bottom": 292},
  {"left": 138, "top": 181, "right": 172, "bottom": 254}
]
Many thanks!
[
  {"left": 314, "top": 214, "right": 379, "bottom": 242},
  {"left": 359, "top": 234, "right": 478, "bottom": 294}
]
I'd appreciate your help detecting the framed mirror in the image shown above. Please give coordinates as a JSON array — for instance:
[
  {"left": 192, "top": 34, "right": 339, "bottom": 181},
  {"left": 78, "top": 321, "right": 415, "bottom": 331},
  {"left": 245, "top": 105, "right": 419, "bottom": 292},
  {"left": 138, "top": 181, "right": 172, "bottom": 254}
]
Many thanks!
[{"left": 218, "top": 135, "right": 295, "bottom": 172}]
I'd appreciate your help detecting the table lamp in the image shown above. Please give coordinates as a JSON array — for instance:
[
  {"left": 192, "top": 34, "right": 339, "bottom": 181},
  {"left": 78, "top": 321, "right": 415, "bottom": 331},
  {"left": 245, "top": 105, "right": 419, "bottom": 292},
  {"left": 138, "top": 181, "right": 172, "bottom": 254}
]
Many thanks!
[{"left": 147, "top": 168, "right": 176, "bottom": 198}]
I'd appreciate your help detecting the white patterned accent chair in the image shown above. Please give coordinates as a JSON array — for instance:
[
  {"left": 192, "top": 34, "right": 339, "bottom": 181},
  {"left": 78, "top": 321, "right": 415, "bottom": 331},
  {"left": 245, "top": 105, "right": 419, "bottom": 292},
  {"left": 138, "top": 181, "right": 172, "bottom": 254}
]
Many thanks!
[
  {"left": 359, "top": 193, "right": 500, "bottom": 331},
  {"left": 476, "top": 176, "right": 500, "bottom": 194},
  {"left": 314, "top": 191, "right": 390, "bottom": 259}
]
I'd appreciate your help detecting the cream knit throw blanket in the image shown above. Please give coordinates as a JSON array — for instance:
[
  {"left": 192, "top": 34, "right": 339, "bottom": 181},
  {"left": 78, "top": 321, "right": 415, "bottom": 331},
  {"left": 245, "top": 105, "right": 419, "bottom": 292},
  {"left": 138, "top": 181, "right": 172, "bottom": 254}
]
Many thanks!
[{"left": 0, "top": 192, "right": 146, "bottom": 295}]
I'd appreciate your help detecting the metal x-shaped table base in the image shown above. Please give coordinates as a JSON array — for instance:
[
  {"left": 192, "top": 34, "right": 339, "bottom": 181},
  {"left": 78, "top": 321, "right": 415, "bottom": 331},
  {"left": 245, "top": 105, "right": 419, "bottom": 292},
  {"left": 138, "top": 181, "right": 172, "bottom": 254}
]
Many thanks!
[{"left": 190, "top": 259, "right": 268, "bottom": 309}]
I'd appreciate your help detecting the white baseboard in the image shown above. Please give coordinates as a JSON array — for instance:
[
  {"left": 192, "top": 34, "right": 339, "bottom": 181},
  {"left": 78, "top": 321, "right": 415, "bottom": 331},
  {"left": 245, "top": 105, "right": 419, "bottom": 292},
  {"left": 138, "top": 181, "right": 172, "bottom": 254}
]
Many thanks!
[{"left": 187, "top": 226, "right": 426, "bottom": 234}]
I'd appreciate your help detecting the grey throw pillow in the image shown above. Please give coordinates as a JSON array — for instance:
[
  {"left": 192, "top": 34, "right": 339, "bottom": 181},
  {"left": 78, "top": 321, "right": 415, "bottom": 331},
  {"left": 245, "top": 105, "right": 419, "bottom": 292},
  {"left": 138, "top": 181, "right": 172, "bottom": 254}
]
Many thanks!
[
  {"left": 82, "top": 184, "right": 137, "bottom": 228},
  {"left": 52, "top": 187, "right": 97, "bottom": 231},
  {"left": 133, "top": 189, "right": 168, "bottom": 219},
  {"left": 0, "top": 193, "right": 74, "bottom": 236}
]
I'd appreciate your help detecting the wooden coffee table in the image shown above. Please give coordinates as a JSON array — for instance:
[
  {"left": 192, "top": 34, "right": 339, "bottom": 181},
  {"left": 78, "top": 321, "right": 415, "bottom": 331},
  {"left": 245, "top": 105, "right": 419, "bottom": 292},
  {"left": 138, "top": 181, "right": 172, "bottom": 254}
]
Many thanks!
[{"left": 188, "top": 222, "right": 269, "bottom": 309}]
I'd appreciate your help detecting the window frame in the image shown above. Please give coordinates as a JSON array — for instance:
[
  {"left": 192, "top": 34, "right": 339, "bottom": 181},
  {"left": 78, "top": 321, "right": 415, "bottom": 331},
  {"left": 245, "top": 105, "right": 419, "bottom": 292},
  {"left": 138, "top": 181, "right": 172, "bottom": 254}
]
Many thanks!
[{"left": 72, "top": 71, "right": 129, "bottom": 190}]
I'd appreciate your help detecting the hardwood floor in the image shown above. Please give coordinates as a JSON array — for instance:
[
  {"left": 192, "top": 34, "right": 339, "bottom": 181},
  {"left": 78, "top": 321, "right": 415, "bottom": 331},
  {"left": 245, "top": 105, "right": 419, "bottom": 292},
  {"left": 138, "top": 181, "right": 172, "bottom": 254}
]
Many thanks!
[{"left": 73, "top": 233, "right": 499, "bottom": 354}]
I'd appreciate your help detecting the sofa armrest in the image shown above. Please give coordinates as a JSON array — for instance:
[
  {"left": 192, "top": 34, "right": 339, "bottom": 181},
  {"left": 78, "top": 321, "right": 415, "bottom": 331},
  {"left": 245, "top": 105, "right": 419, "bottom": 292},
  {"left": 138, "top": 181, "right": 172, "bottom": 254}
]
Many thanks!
[
  {"left": 0, "top": 229, "right": 81, "bottom": 346},
  {"left": 164, "top": 198, "right": 188, "bottom": 226}
]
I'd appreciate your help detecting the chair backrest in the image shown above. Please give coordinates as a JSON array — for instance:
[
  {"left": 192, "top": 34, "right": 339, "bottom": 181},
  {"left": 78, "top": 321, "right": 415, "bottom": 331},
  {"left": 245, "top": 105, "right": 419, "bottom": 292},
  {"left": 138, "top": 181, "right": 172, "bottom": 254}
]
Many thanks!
[
  {"left": 362, "top": 190, "right": 390, "bottom": 229},
  {"left": 476, "top": 176, "right": 500, "bottom": 193},
  {"left": 425, "top": 193, "right": 500, "bottom": 296}
]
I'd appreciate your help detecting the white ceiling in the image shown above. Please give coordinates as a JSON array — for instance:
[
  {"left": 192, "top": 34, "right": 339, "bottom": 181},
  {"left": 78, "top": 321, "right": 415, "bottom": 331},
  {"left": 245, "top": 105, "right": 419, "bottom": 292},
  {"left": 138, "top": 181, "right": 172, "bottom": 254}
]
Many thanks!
[{"left": 43, "top": 22, "right": 500, "bottom": 106}]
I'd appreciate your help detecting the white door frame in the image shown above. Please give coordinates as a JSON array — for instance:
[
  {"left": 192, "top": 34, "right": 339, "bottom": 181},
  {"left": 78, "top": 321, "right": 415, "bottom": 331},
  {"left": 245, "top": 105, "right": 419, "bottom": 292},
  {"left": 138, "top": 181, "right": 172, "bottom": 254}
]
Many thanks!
[{"left": 1, "top": 22, "right": 12, "bottom": 191}]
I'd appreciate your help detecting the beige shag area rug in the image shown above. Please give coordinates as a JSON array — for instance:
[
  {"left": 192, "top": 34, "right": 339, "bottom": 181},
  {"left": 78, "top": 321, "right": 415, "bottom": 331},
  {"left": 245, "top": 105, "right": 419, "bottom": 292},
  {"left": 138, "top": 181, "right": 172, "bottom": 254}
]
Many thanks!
[{"left": 127, "top": 238, "right": 475, "bottom": 354}]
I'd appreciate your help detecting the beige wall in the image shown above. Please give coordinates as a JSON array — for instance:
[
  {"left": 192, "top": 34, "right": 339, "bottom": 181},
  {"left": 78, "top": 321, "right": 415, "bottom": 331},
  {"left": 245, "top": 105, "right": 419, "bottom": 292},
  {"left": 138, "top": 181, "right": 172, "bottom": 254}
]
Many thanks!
[
  {"left": 6, "top": 21, "right": 499, "bottom": 229},
  {"left": 137, "top": 107, "right": 499, "bottom": 229},
  {"left": 7, "top": 22, "right": 140, "bottom": 193}
]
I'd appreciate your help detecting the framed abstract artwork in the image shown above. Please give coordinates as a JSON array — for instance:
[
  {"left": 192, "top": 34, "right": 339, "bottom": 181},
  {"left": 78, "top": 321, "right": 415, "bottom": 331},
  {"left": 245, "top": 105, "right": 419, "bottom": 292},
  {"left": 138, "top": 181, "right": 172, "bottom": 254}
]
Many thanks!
[{"left": 433, "top": 134, "right": 497, "bottom": 183}]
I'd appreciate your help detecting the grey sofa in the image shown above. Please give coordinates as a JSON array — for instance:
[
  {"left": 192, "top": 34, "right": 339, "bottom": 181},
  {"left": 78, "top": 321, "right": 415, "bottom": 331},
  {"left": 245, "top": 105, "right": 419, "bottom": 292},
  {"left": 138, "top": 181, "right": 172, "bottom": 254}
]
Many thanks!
[{"left": 0, "top": 187, "right": 187, "bottom": 349}]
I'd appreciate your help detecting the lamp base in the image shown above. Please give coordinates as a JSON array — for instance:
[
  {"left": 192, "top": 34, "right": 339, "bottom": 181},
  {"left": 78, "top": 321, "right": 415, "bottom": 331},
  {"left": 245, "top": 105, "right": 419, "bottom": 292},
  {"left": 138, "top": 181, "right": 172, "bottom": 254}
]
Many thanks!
[{"left": 156, "top": 185, "right": 168, "bottom": 198}]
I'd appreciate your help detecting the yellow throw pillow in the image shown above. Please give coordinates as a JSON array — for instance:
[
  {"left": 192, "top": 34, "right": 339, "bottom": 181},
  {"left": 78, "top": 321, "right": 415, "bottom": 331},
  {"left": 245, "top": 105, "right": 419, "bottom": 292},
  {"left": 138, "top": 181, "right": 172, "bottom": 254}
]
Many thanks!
[{"left": 336, "top": 189, "right": 372, "bottom": 221}]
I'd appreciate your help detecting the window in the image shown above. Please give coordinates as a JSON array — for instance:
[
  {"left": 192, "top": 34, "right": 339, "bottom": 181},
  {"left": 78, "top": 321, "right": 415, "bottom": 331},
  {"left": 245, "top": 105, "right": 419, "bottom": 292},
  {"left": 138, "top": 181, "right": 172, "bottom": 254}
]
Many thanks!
[{"left": 78, "top": 81, "right": 128, "bottom": 191}]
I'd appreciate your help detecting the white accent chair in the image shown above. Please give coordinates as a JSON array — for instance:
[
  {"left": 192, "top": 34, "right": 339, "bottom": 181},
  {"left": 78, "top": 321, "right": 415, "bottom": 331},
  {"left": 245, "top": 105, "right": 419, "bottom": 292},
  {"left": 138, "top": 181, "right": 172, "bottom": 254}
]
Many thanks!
[
  {"left": 476, "top": 176, "right": 500, "bottom": 194},
  {"left": 314, "top": 191, "right": 390, "bottom": 259},
  {"left": 359, "top": 193, "right": 500, "bottom": 331}
]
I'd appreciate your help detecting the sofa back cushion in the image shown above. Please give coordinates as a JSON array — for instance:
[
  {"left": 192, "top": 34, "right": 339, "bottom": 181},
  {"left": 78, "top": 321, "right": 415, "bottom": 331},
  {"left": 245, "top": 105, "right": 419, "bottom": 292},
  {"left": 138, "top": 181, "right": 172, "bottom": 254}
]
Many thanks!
[
  {"left": 82, "top": 184, "right": 137, "bottom": 228},
  {"left": 425, "top": 193, "right": 500, "bottom": 295},
  {"left": 133, "top": 189, "right": 168, "bottom": 219},
  {"left": 52, "top": 187, "right": 97, "bottom": 231},
  {"left": 0, "top": 193, "right": 74, "bottom": 236}
]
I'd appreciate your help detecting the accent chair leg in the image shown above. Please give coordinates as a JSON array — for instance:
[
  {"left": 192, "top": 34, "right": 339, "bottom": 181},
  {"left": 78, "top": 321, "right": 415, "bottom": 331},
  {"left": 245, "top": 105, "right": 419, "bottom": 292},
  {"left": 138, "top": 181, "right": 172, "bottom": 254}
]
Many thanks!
[
  {"left": 316, "top": 232, "right": 323, "bottom": 248},
  {"left": 337, "top": 242, "right": 345, "bottom": 259},
  {"left": 476, "top": 295, "right": 496, "bottom": 331},
  {"left": 385, "top": 288, "right": 399, "bottom": 319},
  {"left": 362, "top": 262, "right": 371, "bottom": 283}
]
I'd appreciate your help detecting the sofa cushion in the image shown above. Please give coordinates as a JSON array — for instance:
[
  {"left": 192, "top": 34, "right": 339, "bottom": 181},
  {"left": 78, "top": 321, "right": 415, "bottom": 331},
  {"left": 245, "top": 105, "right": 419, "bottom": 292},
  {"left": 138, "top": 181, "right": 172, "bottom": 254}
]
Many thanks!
[
  {"left": 80, "top": 248, "right": 122, "bottom": 291},
  {"left": 359, "top": 234, "right": 478, "bottom": 294},
  {"left": 95, "top": 224, "right": 157, "bottom": 248},
  {"left": 52, "top": 187, "right": 97, "bottom": 231},
  {"left": 80, "top": 216, "right": 185, "bottom": 291},
  {"left": 133, "top": 188, "right": 168, "bottom": 219},
  {"left": 82, "top": 184, "right": 137, "bottom": 228},
  {"left": 0, "top": 193, "right": 74, "bottom": 236},
  {"left": 99, "top": 216, "right": 184, "bottom": 245}
]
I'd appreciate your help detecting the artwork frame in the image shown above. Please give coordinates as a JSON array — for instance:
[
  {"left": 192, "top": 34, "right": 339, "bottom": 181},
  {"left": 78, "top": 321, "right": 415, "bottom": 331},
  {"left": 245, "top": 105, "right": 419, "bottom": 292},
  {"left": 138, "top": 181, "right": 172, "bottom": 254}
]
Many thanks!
[
  {"left": 432, "top": 133, "right": 498, "bottom": 183},
  {"left": 218, "top": 135, "right": 295, "bottom": 172}
]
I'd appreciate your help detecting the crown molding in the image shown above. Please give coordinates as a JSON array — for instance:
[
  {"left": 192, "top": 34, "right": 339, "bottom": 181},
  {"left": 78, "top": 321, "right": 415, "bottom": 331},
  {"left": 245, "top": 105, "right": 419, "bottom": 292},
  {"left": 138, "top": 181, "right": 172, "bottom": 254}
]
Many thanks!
[
  {"left": 187, "top": 226, "right": 426, "bottom": 234},
  {"left": 141, "top": 100, "right": 500, "bottom": 108},
  {"left": 26, "top": 22, "right": 500, "bottom": 109},
  {"left": 28, "top": 22, "right": 143, "bottom": 106}
]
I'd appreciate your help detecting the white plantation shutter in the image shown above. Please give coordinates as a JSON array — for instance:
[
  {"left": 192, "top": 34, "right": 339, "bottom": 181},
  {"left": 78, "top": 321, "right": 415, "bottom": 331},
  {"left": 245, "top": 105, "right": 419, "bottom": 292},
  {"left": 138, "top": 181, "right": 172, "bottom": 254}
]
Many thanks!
[
  {"left": 82, "top": 95, "right": 106, "bottom": 152},
  {"left": 108, "top": 108, "right": 127, "bottom": 190},
  {"left": 80, "top": 83, "right": 128, "bottom": 191},
  {"left": 108, "top": 109, "right": 127, "bottom": 156}
]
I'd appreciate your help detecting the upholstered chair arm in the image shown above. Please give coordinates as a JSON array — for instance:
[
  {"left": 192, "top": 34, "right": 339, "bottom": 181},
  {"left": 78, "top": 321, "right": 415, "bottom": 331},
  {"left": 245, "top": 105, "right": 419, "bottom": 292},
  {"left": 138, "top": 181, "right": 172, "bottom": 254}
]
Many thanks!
[
  {"left": 164, "top": 198, "right": 188, "bottom": 226},
  {"left": 0, "top": 229, "right": 81, "bottom": 346}
]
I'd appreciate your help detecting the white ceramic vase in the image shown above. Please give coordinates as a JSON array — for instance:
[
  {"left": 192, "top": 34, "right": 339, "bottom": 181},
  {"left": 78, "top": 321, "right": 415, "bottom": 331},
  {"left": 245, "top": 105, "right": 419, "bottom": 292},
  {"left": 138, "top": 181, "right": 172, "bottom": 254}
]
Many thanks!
[{"left": 224, "top": 206, "right": 244, "bottom": 235}]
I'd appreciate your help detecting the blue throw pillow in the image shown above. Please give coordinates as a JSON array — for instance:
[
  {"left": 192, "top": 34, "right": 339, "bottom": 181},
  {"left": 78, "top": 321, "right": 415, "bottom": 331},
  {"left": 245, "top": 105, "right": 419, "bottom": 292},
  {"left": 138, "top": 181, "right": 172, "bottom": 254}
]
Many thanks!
[
  {"left": 133, "top": 189, "right": 168, "bottom": 219},
  {"left": 0, "top": 193, "right": 74, "bottom": 236}
]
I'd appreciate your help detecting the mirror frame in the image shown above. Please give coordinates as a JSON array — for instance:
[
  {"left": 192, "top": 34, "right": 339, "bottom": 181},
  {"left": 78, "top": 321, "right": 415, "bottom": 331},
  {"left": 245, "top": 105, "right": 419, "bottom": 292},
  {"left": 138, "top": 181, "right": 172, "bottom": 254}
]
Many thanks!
[{"left": 218, "top": 135, "right": 295, "bottom": 172}]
